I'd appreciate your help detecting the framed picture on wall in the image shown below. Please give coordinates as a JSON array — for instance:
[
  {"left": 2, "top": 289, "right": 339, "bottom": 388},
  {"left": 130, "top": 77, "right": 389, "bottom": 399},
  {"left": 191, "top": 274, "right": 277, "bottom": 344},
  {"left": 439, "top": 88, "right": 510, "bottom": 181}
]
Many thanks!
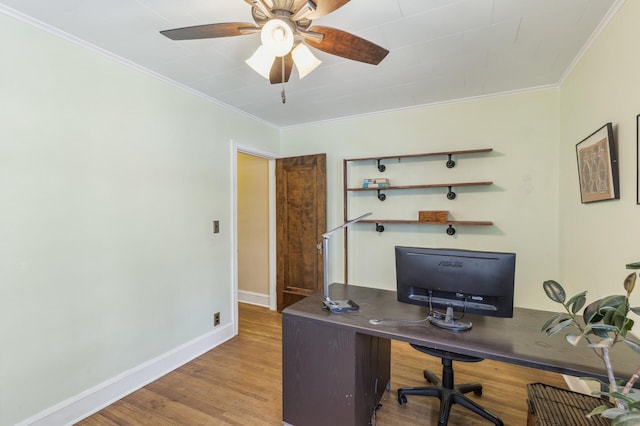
[
  {"left": 637, "top": 114, "right": 640, "bottom": 204},
  {"left": 575, "top": 122, "right": 619, "bottom": 203}
]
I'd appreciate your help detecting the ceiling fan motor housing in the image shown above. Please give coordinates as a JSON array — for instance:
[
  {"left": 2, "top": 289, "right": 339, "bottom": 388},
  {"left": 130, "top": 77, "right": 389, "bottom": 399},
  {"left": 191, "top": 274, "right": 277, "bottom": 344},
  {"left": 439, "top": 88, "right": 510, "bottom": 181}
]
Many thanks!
[{"left": 251, "top": 1, "right": 312, "bottom": 30}]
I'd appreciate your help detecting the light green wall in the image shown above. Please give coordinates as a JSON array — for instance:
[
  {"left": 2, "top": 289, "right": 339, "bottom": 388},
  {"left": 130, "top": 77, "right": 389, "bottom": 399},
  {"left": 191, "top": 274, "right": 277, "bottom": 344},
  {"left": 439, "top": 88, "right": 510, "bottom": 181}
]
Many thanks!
[
  {"left": 558, "top": 0, "right": 640, "bottom": 301},
  {"left": 0, "top": 12, "right": 279, "bottom": 426},
  {"left": 281, "top": 89, "right": 561, "bottom": 311}
]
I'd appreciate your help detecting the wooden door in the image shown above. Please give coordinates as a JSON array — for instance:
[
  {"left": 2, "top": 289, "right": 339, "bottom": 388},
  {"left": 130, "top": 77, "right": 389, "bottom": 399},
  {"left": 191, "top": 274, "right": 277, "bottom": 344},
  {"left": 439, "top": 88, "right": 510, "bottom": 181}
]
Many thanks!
[{"left": 276, "top": 154, "right": 326, "bottom": 311}]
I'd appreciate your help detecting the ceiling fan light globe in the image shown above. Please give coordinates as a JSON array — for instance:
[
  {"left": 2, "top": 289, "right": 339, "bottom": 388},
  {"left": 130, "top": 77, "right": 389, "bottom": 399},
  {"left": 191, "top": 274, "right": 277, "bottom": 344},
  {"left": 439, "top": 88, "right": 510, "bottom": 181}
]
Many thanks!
[
  {"left": 261, "top": 19, "right": 294, "bottom": 57},
  {"left": 246, "top": 45, "right": 275, "bottom": 79},
  {"left": 292, "top": 43, "right": 321, "bottom": 79}
]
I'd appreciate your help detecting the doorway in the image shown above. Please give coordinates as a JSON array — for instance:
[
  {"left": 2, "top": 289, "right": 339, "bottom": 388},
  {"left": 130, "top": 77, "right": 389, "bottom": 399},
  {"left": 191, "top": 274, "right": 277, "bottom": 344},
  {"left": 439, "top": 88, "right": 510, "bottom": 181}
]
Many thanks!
[
  {"left": 232, "top": 144, "right": 277, "bottom": 336},
  {"left": 237, "top": 152, "right": 271, "bottom": 307},
  {"left": 232, "top": 146, "right": 327, "bottom": 334}
]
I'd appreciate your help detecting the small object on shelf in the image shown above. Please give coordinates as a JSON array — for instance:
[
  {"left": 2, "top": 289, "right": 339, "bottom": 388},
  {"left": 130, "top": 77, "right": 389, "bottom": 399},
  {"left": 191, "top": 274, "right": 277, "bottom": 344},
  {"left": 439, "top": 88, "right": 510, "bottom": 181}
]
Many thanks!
[
  {"left": 362, "top": 182, "right": 389, "bottom": 188},
  {"left": 363, "top": 178, "right": 389, "bottom": 188},
  {"left": 418, "top": 210, "right": 449, "bottom": 223}
]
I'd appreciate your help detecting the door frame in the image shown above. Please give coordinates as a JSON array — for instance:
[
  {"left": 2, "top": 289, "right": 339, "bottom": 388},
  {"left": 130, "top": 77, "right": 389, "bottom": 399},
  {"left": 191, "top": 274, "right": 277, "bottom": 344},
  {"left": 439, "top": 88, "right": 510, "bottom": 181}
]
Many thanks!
[{"left": 231, "top": 141, "right": 278, "bottom": 335}]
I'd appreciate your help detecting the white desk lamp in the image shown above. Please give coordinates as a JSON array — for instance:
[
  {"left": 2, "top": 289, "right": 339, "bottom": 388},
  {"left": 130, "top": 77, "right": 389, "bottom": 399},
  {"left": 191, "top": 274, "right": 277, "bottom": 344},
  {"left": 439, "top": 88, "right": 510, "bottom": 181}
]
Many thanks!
[{"left": 321, "top": 212, "right": 372, "bottom": 312}]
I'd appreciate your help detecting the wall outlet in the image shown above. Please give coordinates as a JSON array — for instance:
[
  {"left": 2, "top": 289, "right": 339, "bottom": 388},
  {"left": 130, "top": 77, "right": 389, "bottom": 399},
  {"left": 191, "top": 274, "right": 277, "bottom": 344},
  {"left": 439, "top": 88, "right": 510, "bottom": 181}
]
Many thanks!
[{"left": 214, "top": 312, "right": 220, "bottom": 326}]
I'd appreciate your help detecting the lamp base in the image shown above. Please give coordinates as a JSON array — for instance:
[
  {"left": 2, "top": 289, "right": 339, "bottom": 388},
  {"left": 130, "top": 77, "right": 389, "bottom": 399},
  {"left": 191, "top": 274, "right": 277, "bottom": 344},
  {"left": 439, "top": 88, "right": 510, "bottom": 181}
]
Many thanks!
[{"left": 322, "top": 299, "right": 360, "bottom": 313}]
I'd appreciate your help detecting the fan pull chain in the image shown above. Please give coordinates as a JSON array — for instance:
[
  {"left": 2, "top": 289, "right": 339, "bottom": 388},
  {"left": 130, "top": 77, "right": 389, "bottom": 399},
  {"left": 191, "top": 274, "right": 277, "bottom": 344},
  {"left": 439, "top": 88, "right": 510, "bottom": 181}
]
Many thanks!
[{"left": 281, "top": 56, "right": 286, "bottom": 104}]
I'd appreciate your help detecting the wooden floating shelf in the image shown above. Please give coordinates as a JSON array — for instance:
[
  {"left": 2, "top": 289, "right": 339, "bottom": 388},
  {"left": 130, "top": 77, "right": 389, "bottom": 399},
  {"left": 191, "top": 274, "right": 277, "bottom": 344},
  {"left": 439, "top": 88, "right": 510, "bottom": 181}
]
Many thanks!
[
  {"left": 345, "top": 148, "right": 493, "bottom": 162},
  {"left": 357, "top": 219, "right": 493, "bottom": 236},
  {"left": 347, "top": 181, "right": 493, "bottom": 191},
  {"left": 359, "top": 220, "right": 493, "bottom": 226}
]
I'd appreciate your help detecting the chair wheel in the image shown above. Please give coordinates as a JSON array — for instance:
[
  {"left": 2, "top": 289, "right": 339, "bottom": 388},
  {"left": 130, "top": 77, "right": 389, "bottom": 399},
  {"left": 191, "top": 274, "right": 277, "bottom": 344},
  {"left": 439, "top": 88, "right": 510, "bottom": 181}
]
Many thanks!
[
  {"left": 398, "top": 394, "right": 407, "bottom": 405},
  {"left": 474, "top": 389, "right": 482, "bottom": 396}
]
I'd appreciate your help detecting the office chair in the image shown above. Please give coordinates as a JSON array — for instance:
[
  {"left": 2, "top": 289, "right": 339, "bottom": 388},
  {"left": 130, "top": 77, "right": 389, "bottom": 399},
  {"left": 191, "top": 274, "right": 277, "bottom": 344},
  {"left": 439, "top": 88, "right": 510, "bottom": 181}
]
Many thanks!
[{"left": 397, "top": 344, "right": 503, "bottom": 426}]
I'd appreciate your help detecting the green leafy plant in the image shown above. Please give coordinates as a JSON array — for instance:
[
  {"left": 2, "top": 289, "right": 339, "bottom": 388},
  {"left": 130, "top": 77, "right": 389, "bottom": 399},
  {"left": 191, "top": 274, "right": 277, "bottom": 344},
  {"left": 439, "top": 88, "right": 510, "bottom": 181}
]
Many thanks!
[{"left": 542, "top": 271, "right": 640, "bottom": 425}]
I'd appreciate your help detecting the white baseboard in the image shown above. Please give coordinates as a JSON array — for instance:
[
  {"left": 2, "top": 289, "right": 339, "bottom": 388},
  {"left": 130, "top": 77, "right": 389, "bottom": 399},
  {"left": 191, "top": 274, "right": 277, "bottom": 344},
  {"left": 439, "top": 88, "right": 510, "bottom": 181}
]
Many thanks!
[
  {"left": 17, "top": 324, "right": 235, "bottom": 426},
  {"left": 238, "top": 290, "right": 270, "bottom": 308}
]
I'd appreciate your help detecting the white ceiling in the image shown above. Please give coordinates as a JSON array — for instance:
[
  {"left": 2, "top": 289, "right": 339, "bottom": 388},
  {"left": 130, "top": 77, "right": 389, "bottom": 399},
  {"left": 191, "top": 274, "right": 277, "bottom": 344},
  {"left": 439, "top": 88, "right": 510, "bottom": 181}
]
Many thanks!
[{"left": 0, "top": 0, "right": 619, "bottom": 127}]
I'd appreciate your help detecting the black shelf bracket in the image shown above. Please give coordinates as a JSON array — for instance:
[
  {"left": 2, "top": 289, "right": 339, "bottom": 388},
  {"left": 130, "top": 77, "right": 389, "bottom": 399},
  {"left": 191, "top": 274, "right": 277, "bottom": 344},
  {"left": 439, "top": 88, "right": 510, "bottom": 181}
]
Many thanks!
[
  {"left": 446, "top": 225, "right": 456, "bottom": 236},
  {"left": 375, "top": 223, "right": 385, "bottom": 233},
  {"left": 377, "top": 159, "right": 386, "bottom": 172},
  {"left": 377, "top": 190, "right": 386, "bottom": 201},
  {"left": 446, "top": 154, "right": 456, "bottom": 168},
  {"left": 446, "top": 186, "right": 456, "bottom": 200}
]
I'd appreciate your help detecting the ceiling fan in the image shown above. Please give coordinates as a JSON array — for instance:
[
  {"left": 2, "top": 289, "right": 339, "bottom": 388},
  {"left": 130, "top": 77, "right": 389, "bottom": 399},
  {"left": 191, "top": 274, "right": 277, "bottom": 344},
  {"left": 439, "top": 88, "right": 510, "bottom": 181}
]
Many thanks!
[{"left": 160, "top": 0, "right": 389, "bottom": 85}]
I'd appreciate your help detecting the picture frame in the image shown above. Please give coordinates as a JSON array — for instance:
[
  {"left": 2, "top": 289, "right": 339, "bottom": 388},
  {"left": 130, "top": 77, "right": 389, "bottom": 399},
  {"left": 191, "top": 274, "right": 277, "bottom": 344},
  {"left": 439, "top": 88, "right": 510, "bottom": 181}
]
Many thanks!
[
  {"left": 575, "top": 122, "right": 619, "bottom": 203},
  {"left": 637, "top": 114, "right": 640, "bottom": 204}
]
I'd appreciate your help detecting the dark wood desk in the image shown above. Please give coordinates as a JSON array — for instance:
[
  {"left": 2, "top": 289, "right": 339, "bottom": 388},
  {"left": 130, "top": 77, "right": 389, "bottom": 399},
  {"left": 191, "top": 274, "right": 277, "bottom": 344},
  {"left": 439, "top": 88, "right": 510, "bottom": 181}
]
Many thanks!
[{"left": 282, "top": 284, "right": 638, "bottom": 426}]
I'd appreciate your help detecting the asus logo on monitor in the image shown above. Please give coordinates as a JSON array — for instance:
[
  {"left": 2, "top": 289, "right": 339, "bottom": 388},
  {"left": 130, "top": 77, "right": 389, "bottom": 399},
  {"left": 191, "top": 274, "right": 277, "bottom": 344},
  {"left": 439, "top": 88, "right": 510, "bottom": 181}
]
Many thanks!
[{"left": 439, "top": 260, "right": 463, "bottom": 268}]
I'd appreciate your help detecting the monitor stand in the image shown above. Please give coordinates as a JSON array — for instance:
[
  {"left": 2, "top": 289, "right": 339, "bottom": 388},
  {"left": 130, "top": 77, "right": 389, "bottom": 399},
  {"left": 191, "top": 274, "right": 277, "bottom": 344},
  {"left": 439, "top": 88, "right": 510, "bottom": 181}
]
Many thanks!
[
  {"left": 428, "top": 307, "right": 472, "bottom": 332},
  {"left": 322, "top": 298, "right": 360, "bottom": 313}
]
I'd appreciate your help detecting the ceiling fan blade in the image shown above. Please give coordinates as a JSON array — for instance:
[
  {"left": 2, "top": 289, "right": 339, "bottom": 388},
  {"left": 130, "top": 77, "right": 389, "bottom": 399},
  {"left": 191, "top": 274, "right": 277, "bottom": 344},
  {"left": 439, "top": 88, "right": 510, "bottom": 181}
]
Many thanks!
[
  {"left": 160, "top": 22, "right": 258, "bottom": 40},
  {"left": 306, "top": 0, "right": 350, "bottom": 19},
  {"left": 306, "top": 26, "right": 389, "bottom": 65},
  {"left": 269, "top": 54, "right": 293, "bottom": 84}
]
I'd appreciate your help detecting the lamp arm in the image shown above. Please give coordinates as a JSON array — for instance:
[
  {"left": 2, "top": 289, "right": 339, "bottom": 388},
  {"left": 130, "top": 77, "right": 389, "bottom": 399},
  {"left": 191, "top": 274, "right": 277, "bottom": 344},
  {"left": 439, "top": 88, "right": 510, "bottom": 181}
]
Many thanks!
[
  {"left": 322, "top": 212, "right": 372, "bottom": 302},
  {"left": 323, "top": 212, "right": 372, "bottom": 238}
]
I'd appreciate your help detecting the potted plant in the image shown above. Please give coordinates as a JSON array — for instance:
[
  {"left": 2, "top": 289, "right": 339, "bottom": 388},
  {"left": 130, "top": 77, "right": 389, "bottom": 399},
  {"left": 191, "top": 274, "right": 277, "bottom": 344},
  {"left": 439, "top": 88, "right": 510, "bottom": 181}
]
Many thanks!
[{"left": 542, "top": 268, "right": 640, "bottom": 425}]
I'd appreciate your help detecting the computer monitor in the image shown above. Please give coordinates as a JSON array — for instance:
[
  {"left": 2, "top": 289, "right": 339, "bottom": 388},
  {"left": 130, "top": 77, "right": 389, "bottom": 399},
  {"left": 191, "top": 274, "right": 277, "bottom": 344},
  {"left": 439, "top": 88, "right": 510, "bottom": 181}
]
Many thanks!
[{"left": 395, "top": 246, "right": 516, "bottom": 331}]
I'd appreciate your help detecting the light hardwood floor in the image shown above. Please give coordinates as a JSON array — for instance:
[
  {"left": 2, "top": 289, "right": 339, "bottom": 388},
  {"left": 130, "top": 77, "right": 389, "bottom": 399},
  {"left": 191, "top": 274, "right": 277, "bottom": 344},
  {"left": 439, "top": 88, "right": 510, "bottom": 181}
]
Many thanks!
[{"left": 78, "top": 303, "right": 568, "bottom": 425}]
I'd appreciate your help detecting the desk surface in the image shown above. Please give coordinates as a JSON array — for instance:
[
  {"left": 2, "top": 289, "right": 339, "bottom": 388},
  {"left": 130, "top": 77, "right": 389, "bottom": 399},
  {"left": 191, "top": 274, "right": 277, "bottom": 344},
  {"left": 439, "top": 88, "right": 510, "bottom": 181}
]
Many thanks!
[{"left": 283, "top": 283, "right": 637, "bottom": 382}]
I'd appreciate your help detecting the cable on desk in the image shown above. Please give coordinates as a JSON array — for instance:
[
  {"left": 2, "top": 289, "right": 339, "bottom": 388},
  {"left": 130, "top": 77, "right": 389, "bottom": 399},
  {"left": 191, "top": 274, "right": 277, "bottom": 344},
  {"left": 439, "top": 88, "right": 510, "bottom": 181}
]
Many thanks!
[{"left": 368, "top": 315, "right": 429, "bottom": 325}]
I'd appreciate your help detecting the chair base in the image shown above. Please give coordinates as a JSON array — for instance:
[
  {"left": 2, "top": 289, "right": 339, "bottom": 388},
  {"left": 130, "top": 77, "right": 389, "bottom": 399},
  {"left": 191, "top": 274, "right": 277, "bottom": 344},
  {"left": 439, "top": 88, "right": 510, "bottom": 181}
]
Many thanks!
[
  {"left": 398, "top": 378, "right": 502, "bottom": 426},
  {"left": 397, "top": 344, "right": 503, "bottom": 426}
]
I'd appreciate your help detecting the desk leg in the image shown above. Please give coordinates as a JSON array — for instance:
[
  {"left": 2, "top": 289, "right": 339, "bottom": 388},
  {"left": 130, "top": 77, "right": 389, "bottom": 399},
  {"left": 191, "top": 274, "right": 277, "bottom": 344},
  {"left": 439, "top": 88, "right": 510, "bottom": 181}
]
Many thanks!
[{"left": 282, "top": 315, "right": 390, "bottom": 426}]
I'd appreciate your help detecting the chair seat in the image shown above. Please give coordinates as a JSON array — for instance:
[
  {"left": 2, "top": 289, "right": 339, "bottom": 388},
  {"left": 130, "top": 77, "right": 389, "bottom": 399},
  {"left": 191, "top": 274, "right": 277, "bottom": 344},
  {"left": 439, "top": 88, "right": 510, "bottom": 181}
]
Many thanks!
[{"left": 410, "top": 344, "right": 484, "bottom": 363}]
